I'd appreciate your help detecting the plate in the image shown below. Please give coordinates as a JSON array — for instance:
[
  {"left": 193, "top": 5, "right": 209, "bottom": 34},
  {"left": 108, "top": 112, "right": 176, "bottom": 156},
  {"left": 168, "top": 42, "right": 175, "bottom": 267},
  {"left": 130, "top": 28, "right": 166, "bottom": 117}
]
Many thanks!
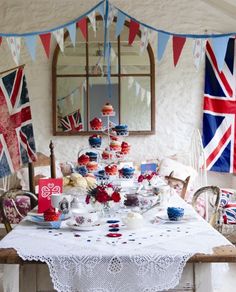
[
  {"left": 66, "top": 220, "right": 99, "bottom": 231},
  {"left": 153, "top": 215, "right": 195, "bottom": 224},
  {"left": 26, "top": 216, "right": 61, "bottom": 229}
]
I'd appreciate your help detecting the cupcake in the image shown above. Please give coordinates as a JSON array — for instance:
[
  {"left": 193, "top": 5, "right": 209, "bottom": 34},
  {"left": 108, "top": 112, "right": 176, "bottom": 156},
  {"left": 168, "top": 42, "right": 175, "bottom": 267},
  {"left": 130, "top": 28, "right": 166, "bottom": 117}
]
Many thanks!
[
  {"left": 86, "top": 151, "right": 98, "bottom": 162},
  {"left": 87, "top": 161, "right": 98, "bottom": 172},
  {"left": 102, "top": 103, "right": 114, "bottom": 115},
  {"left": 44, "top": 207, "right": 60, "bottom": 222},
  {"left": 113, "top": 124, "right": 128, "bottom": 136},
  {"left": 90, "top": 117, "right": 103, "bottom": 130},
  {"left": 105, "top": 164, "right": 118, "bottom": 175},
  {"left": 102, "top": 149, "right": 113, "bottom": 160},
  {"left": 89, "top": 135, "right": 102, "bottom": 148},
  {"left": 121, "top": 141, "right": 131, "bottom": 154},
  {"left": 120, "top": 167, "right": 135, "bottom": 178},
  {"left": 78, "top": 154, "right": 90, "bottom": 166},
  {"left": 110, "top": 140, "right": 121, "bottom": 151},
  {"left": 96, "top": 170, "right": 109, "bottom": 180},
  {"left": 74, "top": 165, "right": 88, "bottom": 177}
]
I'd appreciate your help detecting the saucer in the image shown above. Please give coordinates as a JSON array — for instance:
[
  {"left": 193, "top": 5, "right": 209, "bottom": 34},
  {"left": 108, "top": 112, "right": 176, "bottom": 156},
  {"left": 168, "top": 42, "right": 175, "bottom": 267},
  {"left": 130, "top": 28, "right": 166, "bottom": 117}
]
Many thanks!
[
  {"left": 66, "top": 219, "right": 99, "bottom": 231},
  {"left": 26, "top": 215, "right": 61, "bottom": 229}
]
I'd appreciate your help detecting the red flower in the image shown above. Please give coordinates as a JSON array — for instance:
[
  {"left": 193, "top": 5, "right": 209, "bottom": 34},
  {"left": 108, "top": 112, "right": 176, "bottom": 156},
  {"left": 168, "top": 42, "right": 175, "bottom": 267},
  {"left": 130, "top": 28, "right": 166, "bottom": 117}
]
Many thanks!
[
  {"left": 111, "top": 191, "right": 121, "bottom": 202},
  {"left": 96, "top": 190, "right": 110, "bottom": 203},
  {"left": 146, "top": 174, "right": 153, "bottom": 181},
  {"left": 85, "top": 195, "right": 90, "bottom": 204},
  {"left": 138, "top": 175, "right": 144, "bottom": 182}
]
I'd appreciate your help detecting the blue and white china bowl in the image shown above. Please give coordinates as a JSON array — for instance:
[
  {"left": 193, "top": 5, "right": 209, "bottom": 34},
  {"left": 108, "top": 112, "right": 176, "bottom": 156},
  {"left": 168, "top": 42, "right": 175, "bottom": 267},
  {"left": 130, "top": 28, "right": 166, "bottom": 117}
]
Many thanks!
[{"left": 167, "top": 207, "right": 184, "bottom": 221}]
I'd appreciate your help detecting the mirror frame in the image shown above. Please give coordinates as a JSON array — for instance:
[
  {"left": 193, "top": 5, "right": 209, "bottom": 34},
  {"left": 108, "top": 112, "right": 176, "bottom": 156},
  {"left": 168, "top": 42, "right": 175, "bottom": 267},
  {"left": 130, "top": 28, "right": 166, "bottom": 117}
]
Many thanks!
[{"left": 52, "top": 16, "right": 155, "bottom": 136}]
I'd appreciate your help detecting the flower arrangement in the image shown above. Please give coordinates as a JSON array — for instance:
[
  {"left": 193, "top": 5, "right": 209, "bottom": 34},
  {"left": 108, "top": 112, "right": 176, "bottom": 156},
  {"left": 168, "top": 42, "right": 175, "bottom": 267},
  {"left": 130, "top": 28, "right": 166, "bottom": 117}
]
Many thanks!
[
  {"left": 86, "top": 183, "right": 121, "bottom": 206},
  {"left": 138, "top": 171, "right": 157, "bottom": 186}
]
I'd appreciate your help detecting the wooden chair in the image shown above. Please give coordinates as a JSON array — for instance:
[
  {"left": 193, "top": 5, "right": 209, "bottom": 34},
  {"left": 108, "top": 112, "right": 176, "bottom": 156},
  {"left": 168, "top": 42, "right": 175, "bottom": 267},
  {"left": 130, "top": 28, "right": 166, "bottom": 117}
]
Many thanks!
[
  {"left": 0, "top": 189, "right": 38, "bottom": 233},
  {"left": 165, "top": 171, "right": 190, "bottom": 200},
  {"left": 191, "top": 186, "right": 221, "bottom": 228}
]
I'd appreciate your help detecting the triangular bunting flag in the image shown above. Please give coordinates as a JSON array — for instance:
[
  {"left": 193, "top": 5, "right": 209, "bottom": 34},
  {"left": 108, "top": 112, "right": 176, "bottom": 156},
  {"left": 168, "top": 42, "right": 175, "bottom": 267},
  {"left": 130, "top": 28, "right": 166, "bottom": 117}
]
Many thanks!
[
  {"left": 67, "top": 23, "right": 76, "bottom": 47},
  {"left": 141, "top": 88, "right": 146, "bottom": 101},
  {"left": 193, "top": 39, "right": 206, "bottom": 71},
  {"left": 147, "top": 92, "right": 151, "bottom": 107},
  {"left": 88, "top": 11, "right": 96, "bottom": 33},
  {"left": 39, "top": 33, "right": 51, "bottom": 58},
  {"left": 77, "top": 18, "right": 87, "bottom": 40},
  {"left": 128, "top": 77, "right": 134, "bottom": 89},
  {"left": 116, "top": 11, "right": 126, "bottom": 37},
  {"left": 0, "top": 37, "right": 2, "bottom": 46},
  {"left": 7, "top": 37, "right": 21, "bottom": 65},
  {"left": 128, "top": 20, "right": 139, "bottom": 45},
  {"left": 135, "top": 81, "right": 140, "bottom": 96},
  {"left": 24, "top": 35, "right": 37, "bottom": 61},
  {"left": 53, "top": 28, "right": 64, "bottom": 52},
  {"left": 97, "top": 2, "right": 104, "bottom": 19},
  {"left": 172, "top": 36, "right": 186, "bottom": 67},
  {"left": 211, "top": 36, "right": 230, "bottom": 72},
  {"left": 140, "top": 26, "right": 149, "bottom": 54},
  {"left": 107, "top": 4, "right": 116, "bottom": 27},
  {"left": 157, "top": 32, "right": 170, "bottom": 61}
]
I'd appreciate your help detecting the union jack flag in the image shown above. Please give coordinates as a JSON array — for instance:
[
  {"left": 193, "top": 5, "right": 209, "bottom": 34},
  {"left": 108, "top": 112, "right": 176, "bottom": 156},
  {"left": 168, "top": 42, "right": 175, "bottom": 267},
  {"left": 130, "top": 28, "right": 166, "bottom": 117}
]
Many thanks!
[
  {"left": 0, "top": 68, "right": 37, "bottom": 178},
  {"left": 203, "top": 39, "right": 236, "bottom": 173},
  {"left": 60, "top": 109, "right": 83, "bottom": 132}
]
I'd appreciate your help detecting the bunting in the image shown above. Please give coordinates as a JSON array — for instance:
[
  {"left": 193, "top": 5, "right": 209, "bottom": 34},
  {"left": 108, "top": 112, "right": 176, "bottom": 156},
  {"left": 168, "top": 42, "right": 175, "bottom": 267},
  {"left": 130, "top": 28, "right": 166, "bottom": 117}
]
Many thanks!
[
  {"left": 128, "top": 20, "right": 140, "bottom": 45},
  {"left": 0, "top": 1, "right": 234, "bottom": 70},
  {"left": 172, "top": 36, "right": 186, "bottom": 67},
  {"left": 39, "top": 33, "right": 51, "bottom": 59}
]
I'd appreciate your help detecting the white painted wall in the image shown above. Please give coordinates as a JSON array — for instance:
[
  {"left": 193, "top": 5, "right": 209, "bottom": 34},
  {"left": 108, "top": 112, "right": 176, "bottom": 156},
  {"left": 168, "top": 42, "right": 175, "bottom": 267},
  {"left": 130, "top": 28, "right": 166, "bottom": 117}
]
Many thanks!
[{"left": 0, "top": 0, "right": 235, "bottom": 188}]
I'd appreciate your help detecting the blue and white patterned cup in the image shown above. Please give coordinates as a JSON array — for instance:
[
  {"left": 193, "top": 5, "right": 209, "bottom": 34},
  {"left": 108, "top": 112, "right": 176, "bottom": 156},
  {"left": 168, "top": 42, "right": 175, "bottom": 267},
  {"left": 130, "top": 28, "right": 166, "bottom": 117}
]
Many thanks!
[{"left": 167, "top": 207, "right": 184, "bottom": 221}]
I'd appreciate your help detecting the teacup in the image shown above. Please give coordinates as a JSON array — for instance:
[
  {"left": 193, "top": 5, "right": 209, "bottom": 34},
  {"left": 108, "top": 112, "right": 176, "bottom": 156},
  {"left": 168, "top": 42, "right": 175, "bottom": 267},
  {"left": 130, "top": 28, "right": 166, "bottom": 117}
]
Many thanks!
[
  {"left": 167, "top": 207, "right": 184, "bottom": 221},
  {"left": 72, "top": 211, "right": 98, "bottom": 227},
  {"left": 122, "top": 212, "right": 144, "bottom": 229},
  {"left": 51, "top": 194, "right": 72, "bottom": 215}
]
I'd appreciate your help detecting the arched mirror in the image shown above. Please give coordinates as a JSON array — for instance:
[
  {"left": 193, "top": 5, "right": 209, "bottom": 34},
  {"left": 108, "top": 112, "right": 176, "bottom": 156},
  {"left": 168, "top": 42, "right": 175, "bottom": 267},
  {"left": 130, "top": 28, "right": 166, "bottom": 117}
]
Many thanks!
[{"left": 52, "top": 17, "right": 155, "bottom": 135}]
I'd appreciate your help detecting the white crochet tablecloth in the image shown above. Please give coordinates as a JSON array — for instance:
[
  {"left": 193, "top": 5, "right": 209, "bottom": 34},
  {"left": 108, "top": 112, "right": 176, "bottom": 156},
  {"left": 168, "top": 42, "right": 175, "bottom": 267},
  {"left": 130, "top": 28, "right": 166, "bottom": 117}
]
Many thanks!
[{"left": 0, "top": 195, "right": 231, "bottom": 292}]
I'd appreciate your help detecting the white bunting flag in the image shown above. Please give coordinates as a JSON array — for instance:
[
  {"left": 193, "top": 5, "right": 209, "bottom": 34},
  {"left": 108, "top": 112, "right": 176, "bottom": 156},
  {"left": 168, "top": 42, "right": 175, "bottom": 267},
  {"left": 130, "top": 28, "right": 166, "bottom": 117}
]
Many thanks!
[
  {"left": 7, "top": 37, "right": 21, "bottom": 65},
  {"left": 148, "top": 30, "right": 156, "bottom": 47},
  {"left": 146, "top": 91, "right": 151, "bottom": 107},
  {"left": 128, "top": 77, "right": 134, "bottom": 89},
  {"left": 88, "top": 11, "right": 96, "bottom": 34},
  {"left": 110, "top": 46, "right": 116, "bottom": 62},
  {"left": 193, "top": 38, "right": 206, "bottom": 71},
  {"left": 140, "top": 26, "right": 149, "bottom": 54},
  {"left": 107, "top": 4, "right": 117, "bottom": 27},
  {"left": 135, "top": 81, "right": 141, "bottom": 96},
  {"left": 141, "top": 88, "right": 146, "bottom": 101},
  {"left": 53, "top": 28, "right": 64, "bottom": 52}
]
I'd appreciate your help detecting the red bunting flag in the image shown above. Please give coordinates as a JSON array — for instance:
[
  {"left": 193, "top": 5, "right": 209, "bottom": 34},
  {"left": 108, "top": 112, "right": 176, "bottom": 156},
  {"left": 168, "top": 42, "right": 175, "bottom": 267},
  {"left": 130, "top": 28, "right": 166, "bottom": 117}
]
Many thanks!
[
  {"left": 39, "top": 33, "right": 51, "bottom": 58},
  {"left": 0, "top": 37, "right": 2, "bottom": 46},
  {"left": 77, "top": 18, "right": 87, "bottom": 40},
  {"left": 172, "top": 36, "right": 186, "bottom": 67},
  {"left": 128, "top": 19, "right": 139, "bottom": 45}
]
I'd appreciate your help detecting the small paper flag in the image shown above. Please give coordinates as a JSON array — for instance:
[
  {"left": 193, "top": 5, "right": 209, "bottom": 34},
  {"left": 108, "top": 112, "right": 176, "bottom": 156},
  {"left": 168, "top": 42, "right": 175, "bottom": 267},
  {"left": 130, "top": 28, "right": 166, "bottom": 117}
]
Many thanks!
[
  {"left": 157, "top": 31, "right": 170, "bottom": 61},
  {"left": 128, "top": 77, "right": 134, "bottom": 89},
  {"left": 140, "top": 26, "right": 149, "bottom": 54},
  {"left": 7, "top": 37, "right": 21, "bottom": 65},
  {"left": 211, "top": 36, "right": 230, "bottom": 72},
  {"left": 116, "top": 10, "right": 126, "bottom": 37},
  {"left": 88, "top": 11, "right": 96, "bottom": 33},
  {"left": 39, "top": 33, "right": 51, "bottom": 58},
  {"left": 0, "top": 37, "right": 2, "bottom": 46},
  {"left": 25, "top": 35, "right": 37, "bottom": 61},
  {"left": 141, "top": 88, "right": 146, "bottom": 101},
  {"left": 97, "top": 2, "right": 104, "bottom": 19},
  {"left": 128, "top": 19, "right": 139, "bottom": 45},
  {"left": 193, "top": 39, "right": 206, "bottom": 71},
  {"left": 172, "top": 36, "right": 186, "bottom": 67},
  {"left": 67, "top": 23, "right": 76, "bottom": 47},
  {"left": 77, "top": 18, "right": 87, "bottom": 40},
  {"left": 107, "top": 4, "right": 116, "bottom": 27},
  {"left": 135, "top": 81, "right": 141, "bottom": 96},
  {"left": 53, "top": 28, "right": 64, "bottom": 52}
]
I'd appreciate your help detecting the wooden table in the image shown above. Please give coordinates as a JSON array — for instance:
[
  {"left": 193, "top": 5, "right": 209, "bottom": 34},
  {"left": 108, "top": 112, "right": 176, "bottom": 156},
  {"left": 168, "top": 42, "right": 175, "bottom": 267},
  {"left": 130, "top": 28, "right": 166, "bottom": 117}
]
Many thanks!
[{"left": 1, "top": 245, "right": 236, "bottom": 292}]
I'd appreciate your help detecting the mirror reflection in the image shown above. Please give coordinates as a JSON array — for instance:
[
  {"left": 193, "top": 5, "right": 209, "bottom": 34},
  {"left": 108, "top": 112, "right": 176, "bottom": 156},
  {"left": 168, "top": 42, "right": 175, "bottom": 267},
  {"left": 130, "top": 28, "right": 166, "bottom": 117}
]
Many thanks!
[{"left": 53, "top": 18, "right": 155, "bottom": 134}]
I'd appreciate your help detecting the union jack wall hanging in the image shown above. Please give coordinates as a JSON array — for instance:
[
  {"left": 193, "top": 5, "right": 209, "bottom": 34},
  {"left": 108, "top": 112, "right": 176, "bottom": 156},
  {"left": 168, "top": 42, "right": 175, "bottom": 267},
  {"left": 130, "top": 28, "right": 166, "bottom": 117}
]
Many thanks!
[
  {"left": 0, "top": 67, "right": 37, "bottom": 178},
  {"left": 60, "top": 109, "right": 83, "bottom": 132},
  {"left": 202, "top": 39, "right": 236, "bottom": 173}
]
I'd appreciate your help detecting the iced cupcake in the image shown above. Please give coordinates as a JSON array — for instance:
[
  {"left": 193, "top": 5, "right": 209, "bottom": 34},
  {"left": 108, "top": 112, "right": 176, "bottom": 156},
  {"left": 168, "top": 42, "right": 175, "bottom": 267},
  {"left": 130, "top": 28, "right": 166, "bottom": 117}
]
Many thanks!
[
  {"left": 87, "top": 161, "right": 98, "bottom": 172},
  {"left": 105, "top": 164, "right": 118, "bottom": 175},
  {"left": 78, "top": 154, "right": 90, "bottom": 166},
  {"left": 102, "top": 103, "right": 114, "bottom": 115},
  {"left": 90, "top": 117, "right": 103, "bottom": 130},
  {"left": 110, "top": 140, "right": 121, "bottom": 151},
  {"left": 89, "top": 135, "right": 102, "bottom": 148}
]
